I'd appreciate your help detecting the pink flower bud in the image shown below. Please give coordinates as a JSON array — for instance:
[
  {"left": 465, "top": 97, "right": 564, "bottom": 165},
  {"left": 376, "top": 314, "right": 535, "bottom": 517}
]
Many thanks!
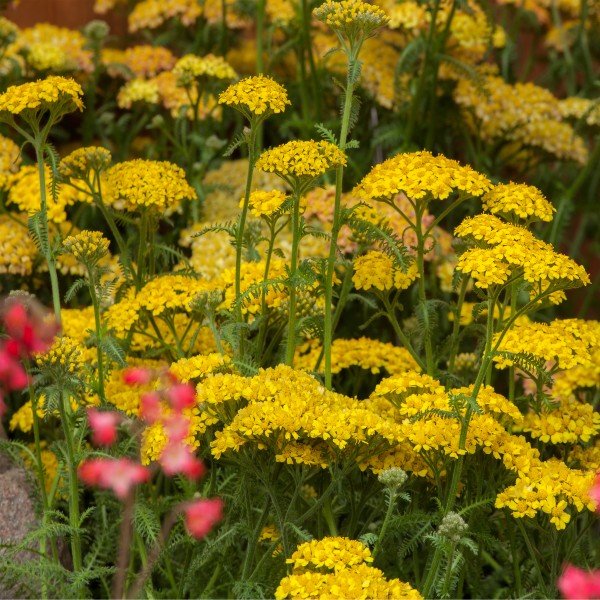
[
  {"left": 164, "top": 413, "right": 190, "bottom": 443},
  {"left": 87, "top": 407, "right": 120, "bottom": 446},
  {"left": 166, "top": 383, "right": 196, "bottom": 411},
  {"left": 78, "top": 458, "right": 150, "bottom": 500},
  {"left": 183, "top": 498, "right": 223, "bottom": 539},
  {"left": 160, "top": 442, "right": 206, "bottom": 480},
  {"left": 123, "top": 367, "right": 153, "bottom": 386}
]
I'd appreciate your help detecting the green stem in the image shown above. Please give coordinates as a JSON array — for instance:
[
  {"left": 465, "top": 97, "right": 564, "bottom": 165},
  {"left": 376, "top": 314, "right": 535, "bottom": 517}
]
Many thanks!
[
  {"left": 421, "top": 541, "right": 445, "bottom": 599},
  {"left": 372, "top": 490, "right": 396, "bottom": 560},
  {"left": 447, "top": 277, "right": 469, "bottom": 373},
  {"left": 87, "top": 270, "right": 105, "bottom": 402},
  {"left": 137, "top": 209, "right": 149, "bottom": 285},
  {"left": 58, "top": 391, "right": 83, "bottom": 580},
  {"left": 285, "top": 190, "right": 303, "bottom": 366},
  {"left": 235, "top": 126, "right": 258, "bottom": 359},
  {"left": 240, "top": 497, "right": 271, "bottom": 580},
  {"left": 34, "top": 143, "right": 62, "bottom": 326},
  {"left": 324, "top": 51, "right": 358, "bottom": 389}
]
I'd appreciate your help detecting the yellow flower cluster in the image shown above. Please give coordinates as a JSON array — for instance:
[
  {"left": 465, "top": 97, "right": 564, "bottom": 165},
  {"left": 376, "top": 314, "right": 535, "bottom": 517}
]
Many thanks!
[
  {"left": 353, "top": 251, "right": 419, "bottom": 291},
  {"left": 220, "top": 259, "right": 288, "bottom": 315},
  {"left": 179, "top": 226, "right": 236, "bottom": 279},
  {"left": 353, "top": 151, "right": 492, "bottom": 202},
  {"left": 35, "top": 336, "right": 85, "bottom": 374},
  {"left": 218, "top": 75, "right": 290, "bottom": 116},
  {"left": 16, "top": 23, "right": 92, "bottom": 73},
  {"left": 128, "top": 0, "right": 202, "bottom": 32},
  {"left": 455, "top": 213, "right": 590, "bottom": 291},
  {"left": 62, "top": 230, "right": 110, "bottom": 264},
  {"left": 169, "top": 353, "right": 231, "bottom": 383},
  {"left": 313, "top": 0, "right": 389, "bottom": 35},
  {"left": 516, "top": 398, "right": 600, "bottom": 444},
  {"left": 198, "top": 365, "right": 406, "bottom": 459},
  {"left": 287, "top": 537, "right": 373, "bottom": 571},
  {"left": 117, "top": 78, "right": 160, "bottom": 109},
  {"left": 482, "top": 182, "right": 555, "bottom": 223},
  {"left": 552, "top": 331, "right": 600, "bottom": 400},
  {"left": 7, "top": 165, "right": 90, "bottom": 223},
  {"left": 173, "top": 54, "right": 237, "bottom": 86},
  {"left": 61, "top": 306, "right": 96, "bottom": 344},
  {"left": 559, "top": 96, "right": 600, "bottom": 128},
  {"left": 0, "top": 134, "right": 21, "bottom": 189},
  {"left": 101, "top": 159, "right": 196, "bottom": 213},
  {"left": 245, "top": 189, "right": 289, "bottom": 218},
  {"left": 276, "top": 538, "right": 422, "bottom": 599},
  {"left": 0, "top": 214, "right": 37, "bottom": 276},
  {"left": 294, "top": 337, "right": 420, "bottom": 375},
  {"left": 493, "top": 319, "right": 600, "bottom": 371},
  {"left": 0, "top": 75, "right": 84, "bottom": 117},
  {"left": 119, "top": 45, "right": 177, "bottom": 79},
  {"left": 454, "top": 75, "right": 587, "bottom": 164},
  {"left": 495, "top": 458, "right": 596, "bottom": 529},
  {"left": 9, "top": 399, "right": 44, "bottom": 433},
  {"left": 256, "top": 140, "right": 347, "bottom": 180},
  {"left": 106, "top": 275, "right": 218, "bottom": 334},
  {"left": 58, "top": 146, "right": 112, "bottom": 181}
]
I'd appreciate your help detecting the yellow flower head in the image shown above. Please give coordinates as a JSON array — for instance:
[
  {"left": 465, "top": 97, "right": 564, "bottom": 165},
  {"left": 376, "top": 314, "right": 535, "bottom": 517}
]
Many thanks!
[
  {"left": 58, "top": 146, "right": 112, "bottom": 181},
  {"left": 353, "top": 251, "right": 419, "bottom": 291},
  {"left": 313, "top": 0, "right": 389, "bottom": 41},
  {"left": 353, "top": 151, "right": 491, "bottom": 203},
  {"left": 0, "top": 75, "right": 84, "bottom": 120},
  {"left": 0, "top": 17, "right": 19, "bottom": 46},
  {"left": 0, "top": 214, "right": 37, "bottom": 276},
  {"left": 62, "top": 230, "right": 110, "bottom": 266},
  {"left": 0, "top": 134, "right": 21, "bottom": 190},
  {"left": 173, "top": 53, "right": 237, "bottom": 86},
  {"left": 256, "top": 140, "right": 347, "bottom": 181},
  {"left": 218, "top": 74, "right": 290, "bottom": 118},
  {"left": 117, "top": 78, "right": 160, "bottom": 109},
  {"left": 128, "top": 0, "right": 202, "bottom": 32},
  {"left": 244, "top": 189, "right": 289, "bottom": 218},
  {"left": 482, "top": 182, "right": 555, "bottom": 223},
  {"left": 102, "top": 159, "right": 196, "bottom": 213},
  {"left": 121, "top": 44, "right": 177, "bottom": 79}
]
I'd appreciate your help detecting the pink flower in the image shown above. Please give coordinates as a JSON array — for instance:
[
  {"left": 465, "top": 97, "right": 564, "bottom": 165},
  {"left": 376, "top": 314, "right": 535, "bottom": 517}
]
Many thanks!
[
  {"left": 87, "top": 407, "right": 120, "bottom": 446},
  {"left": 160, "top": 442, "right": 206, "bottom": 480},
  {"left": 78, "top": 458, "right": 150, "bottom": 500},
  {"left": 2, "top": 300, "right": 58, "bottom": 356},
  {"left": 164, "top": 413, "right": 190, "bottom": 442},
  {"left": 123, "top": 367, "right": 153, "bottom": 386},
  {"left": 0, "top": 346, "right": 29, "bottom": 390},
  {"left": 590, "top": 473, "right": 600, "bottom": 512},
  {"left": 183, "top": 498, "right": 223, "bottom": 539},
  {"left": 140, "top": 391, "right": 162, "bottom": 424},
  {"left": 558, "top": 565, "right": 600, "bottom": 600},
  {"left": 166, "top": 383, "right": 196, "bottom": 411}
]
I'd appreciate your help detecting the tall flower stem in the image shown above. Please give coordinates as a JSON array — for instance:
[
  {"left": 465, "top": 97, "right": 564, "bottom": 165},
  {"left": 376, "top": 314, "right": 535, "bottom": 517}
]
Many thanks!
[
  {"left": 58, "top": 391, "right": 83, "bottom": 580},
  {"left": 34, "top": 142, "right": 62, "bottom": 326},
  {"left": 323, "top": 53, "right": 358, "bottom": 389},
  {"left": 235, "top": 125, "right": 259, "bottom": 358},
  {"left": 285, "top": 189, "right": 303, "bottom": 366},
  {"left": 87, "top": 270, "right": 105, "bottom": 402}
]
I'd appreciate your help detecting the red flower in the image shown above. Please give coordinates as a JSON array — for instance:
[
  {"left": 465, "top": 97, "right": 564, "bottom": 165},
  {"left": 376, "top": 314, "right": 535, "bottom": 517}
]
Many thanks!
[
  {"left": 140, "top": 391, "right": 162, "bottom": 424},
  {"left": 87, "top": 407, "right": 121, "bottom": 446},
  {"left": 0, "top": 346, "right": 29, "bottom": 390},
  {"left": 589, "top": 473, "right": 600, "bottom": 512},
  {"left": 558, "top": 565, "right": 600, "bottom": 600},
  {"left": 78, "top": 458, "right": 150, "bottom": 500},
  {"left": 183, "top": 498, "right": 223, "bottom": 539}
]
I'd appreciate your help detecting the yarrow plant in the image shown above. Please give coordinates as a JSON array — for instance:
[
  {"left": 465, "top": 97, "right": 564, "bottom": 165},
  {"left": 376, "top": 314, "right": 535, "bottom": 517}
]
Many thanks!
[{"left": 1, "top": 2, "right": 600, "bottom": 598}]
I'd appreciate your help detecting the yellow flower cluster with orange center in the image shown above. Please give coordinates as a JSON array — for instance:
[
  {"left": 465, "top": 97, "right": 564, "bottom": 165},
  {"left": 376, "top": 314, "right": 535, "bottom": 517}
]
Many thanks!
[
  {"left": 353, "top": 151, "right": 492, "bottom": 202},
  {"left": 256, "top": 140, "right": 347, "bottom": 180},
  {"left": 120, "top": 45, "right": 177, "bottom": 79}
]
